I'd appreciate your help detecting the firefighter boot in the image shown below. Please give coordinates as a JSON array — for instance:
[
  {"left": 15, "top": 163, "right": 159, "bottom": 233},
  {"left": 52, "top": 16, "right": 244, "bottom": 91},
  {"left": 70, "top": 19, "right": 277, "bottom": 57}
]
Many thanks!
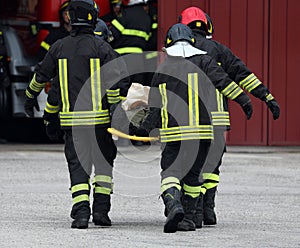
[
  {"left": 203, "top": 187, "right": 217, "bottom": 225},
  {"left": 70, "top": 202, "right": 91, "bottom": 229},
  {"left": 92, "top": 194, "right": 112, "bottom": 226},
  {"left": 177, "top": 194, "right": 197, "bottom": 231},
  {"left": 161, "top": 187, "right": 184, "bottom": 233},
  {"left": 192, "top": 193, "right": 203, "bottom": 228}
]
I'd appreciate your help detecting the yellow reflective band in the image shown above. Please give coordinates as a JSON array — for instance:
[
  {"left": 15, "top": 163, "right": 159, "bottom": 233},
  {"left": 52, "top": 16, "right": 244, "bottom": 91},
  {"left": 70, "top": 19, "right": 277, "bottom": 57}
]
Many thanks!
[
  {"left": 29, "top": 74, "right": 45, "bottom": 93},
  {"left": 145, "top": 51, "right": 158, "bottom": 60},
  {"left": 0, "top": 31, "right": 2, "bottom": 35},
  {"left": 59, "top": 59, "right": 70, "bottom": 112},
  {"left": 119, "top": 96, "right": 126, "bottom": 100},
  {"left": 94, "top": 186, "right": 111, "bottom": 195},
  {"left": 94, "top": 31, "right": 102, "bottom": 36},
  {"left": 211, "top": 111, "right": 230, "bottom": 126},
  {"left": 71, "top": 183, "right": 90, "bottom": 193},
  {"left": 159, "top": 83, "right": 168, "bottom": 129},
  {"left": 73, "top": 194, "right": 89, "bottom": 205},
  {"left": 45, "top": 101, "right": 60, "bottom": 114},
  {"left": 202, "top": 173, "right": 220, "bottom": 182},
  {"left": 93, "top": 175, "right": 112, "bottom": 184},
  {"left": 200, "top": 187, "right": 207, "bottom": 195},
  {"left": 160, "top": 132, "right": 213, "bottom": 142},
  {"left": 112, "top": 19, "right": 150, "bottom": 40},
  {"left": 152, "top": 23, "right": 158, "bottom": 29},
  {"left": 161, "top": 177, "right": 180, "bottom": 186},
  {"left": 59, "top": 117, "right": 110, "bottom": 126},
  {"left": 216, "top": 89, "right": 224, "bottom": 111},
  {"left": 115, "top": 47, "right": 143, "bottom": 54},
  {"left": 246, "top": 79, "right": 261, "bottom": 92},
  {"left": 266, "top": 93, "right": 274, "bottom": 101},
  {"left": 40, "top": 41, "right": 50, "bottom": 51},
  {"left": 25, "top": 89, "right": 34, "bottom": 99},
  {"left": 202, "top": 182, "right": 218, "bottom": 190},
  {"left": 188, "top": 73, "right": 199, "bottom": 126},
  {"left": 161, "top": 183, "right": 181, "bottom": 193},
  {"left": 106, "top": 89, "right": 120, "bottom": 96},
  {"left": 221, "top": 82, "right": 243, "bottom": 100},
  {"left": 159, "top": 125, "right": 213, "bottom": 135},
  {"left": 184, "top": 191, "right": 200, "bottom": 198},
  {"left": 90, "top": 58, "right": 102, "bottom": 111},
  {"left": 183, "top": 184, "right": 202, "bottom": 193},
  {"left": 59, "top": 110, "right": 109, "bottom": 118}
]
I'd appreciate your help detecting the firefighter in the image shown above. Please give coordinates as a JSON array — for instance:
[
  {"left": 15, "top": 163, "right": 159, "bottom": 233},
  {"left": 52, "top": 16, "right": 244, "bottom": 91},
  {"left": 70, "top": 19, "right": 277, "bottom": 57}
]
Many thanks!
[
  {"left": 179, "top": 6, "right": 280, "bottom": 227},
  {"left": 133, "top": 23, "right": 253, "bottom": 232},
  {"left": 94, "top": 18, "right": 114, "bottom": 42},
  {"left": 38, "top": 0, "right": 71, "bottom": 61},
  {"left": 101, "top": 0, "right": 122, "bottom": 27},
  {"left": 24, "top": 0, "right": 130, "bottom": 229}
]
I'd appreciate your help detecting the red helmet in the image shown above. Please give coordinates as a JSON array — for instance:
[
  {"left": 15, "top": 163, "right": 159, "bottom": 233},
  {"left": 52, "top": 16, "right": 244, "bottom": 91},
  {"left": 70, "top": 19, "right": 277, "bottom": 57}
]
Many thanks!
[{"left": 179, "top": 7, "right": 207, "bottom": 30}]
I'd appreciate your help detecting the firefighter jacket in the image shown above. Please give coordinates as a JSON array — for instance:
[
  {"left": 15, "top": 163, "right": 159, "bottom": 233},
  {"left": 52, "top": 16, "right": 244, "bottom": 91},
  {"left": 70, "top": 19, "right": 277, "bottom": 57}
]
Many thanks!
[
  {"left": 142, "top": 54, "right": 251, "bottom": 143},
  {"left": 193, "top": 30, "right": 275, "bottom": 128},
  {"left": 26, "top": 27, "right": 131, "bottom": 128},
  {"left": 110, "top": 5, "right": 152, "bottom": 55},
  {"left": 38, "top": 26, "right": 70, "bottom": 61}
]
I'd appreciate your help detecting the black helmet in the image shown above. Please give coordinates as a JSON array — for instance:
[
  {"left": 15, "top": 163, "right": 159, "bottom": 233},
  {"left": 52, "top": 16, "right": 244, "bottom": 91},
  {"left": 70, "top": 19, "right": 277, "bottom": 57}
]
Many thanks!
[
  {"left": 165, "top": 23, "right": 195, "bottom": 48},
  {"left": 205, "top": 13, "right": 214, "bottom": 38},
  {"left": 68, "top": 0, "right": 99, "bottom": 27},
  {"left": 94, "top": 19, "right": 113, "bottom": 42}
]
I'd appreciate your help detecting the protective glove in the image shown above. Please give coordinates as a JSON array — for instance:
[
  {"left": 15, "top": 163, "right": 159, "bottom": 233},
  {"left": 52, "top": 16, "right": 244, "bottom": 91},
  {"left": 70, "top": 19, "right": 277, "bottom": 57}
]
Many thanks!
[
  {"left": 24, "top": 96, "right": 40, "bottom": 118},
  {"left": 241, "top": 101, "right": 253, "bottom": 120},
  {"left": 43, "top": 112, "right": 63, "bottom": 142},
  {"left": 265, "top": 99, "right": 280, "bottom": 120},
  {"left": 130, "top": 124, "right": 149, "bottom": 137},
  {"left": 234, "top": 94, "right": 253, "bottom": 120}
]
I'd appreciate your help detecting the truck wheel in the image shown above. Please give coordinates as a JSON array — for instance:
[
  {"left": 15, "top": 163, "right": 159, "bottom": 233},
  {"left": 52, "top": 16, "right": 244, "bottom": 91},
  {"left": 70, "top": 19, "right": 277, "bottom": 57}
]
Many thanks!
[{"left": 0, "top": 86, "right": 9, "bottom": 119}]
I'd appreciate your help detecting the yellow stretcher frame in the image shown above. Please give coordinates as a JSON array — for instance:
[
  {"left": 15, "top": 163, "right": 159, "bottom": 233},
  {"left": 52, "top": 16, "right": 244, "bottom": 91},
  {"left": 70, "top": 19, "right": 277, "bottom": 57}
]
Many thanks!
[{"left": 107, "top": 128, "right": 159, "bottom": 142}]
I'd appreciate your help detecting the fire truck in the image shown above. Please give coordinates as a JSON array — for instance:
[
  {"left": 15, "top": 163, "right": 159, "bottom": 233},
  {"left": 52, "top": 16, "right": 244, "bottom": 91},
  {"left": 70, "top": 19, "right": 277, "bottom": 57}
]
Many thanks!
[{"left": 0, "top": 0, "right": 110, "bottom": 141}]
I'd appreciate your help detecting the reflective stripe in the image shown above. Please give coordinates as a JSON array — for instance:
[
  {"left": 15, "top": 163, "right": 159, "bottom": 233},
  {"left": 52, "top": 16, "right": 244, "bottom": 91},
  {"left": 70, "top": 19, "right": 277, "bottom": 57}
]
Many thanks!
[
  {"left": 202, "top": 182, "right": 218, "bottom": 190},
  {"left": 90, "top": 58, "right": 102, "bottom": 111},
  {"left": 59, "top": 59, "right": 70, "bottom": 112},
  {"left": 211, "top": 112, "right": 230, "bottom": 126},
  {"left": 40, "top": 41, "right": 50, "bottom": 51},
  {"left": 93, "top": 175, "right": 112, "bottom": 184},
  {"left": 45, "top": 101, "right": 60, "bottom": 114},
  {"left": 111, "top": 19, "right": 150, "bottom": 40},
  {"left": 71, "top": 183, "right": 90, "bottom": 193},
  {"left": 239, "top": 73, "right": 262, "bottom": 92},
  {"left": 188, "top": 73, "right": 199, "bottom": 126},
  {"left": 202, "top": 173, "right": 220, "bottom": 182},
  {"left": 60, "top": 110, "right": 109, "bottom": 118},
  {"left": 216, "top": 90, "right": 224, "bottom": 112},
  {"left": 145, "top": 51, "right": 158, "bottom": 60},
  {"left": 152, "top": 23, "right": 158, "bottom": 29},
  {"left": 161, "top": 177, "right": 181, "bottom": 193},
  {"left": 159, "top": 125, "right": 213, "bottom": 142},
  {"left": 106, "top": 89, "right": 121, "bottom": 104},
  {"left": 159, "top": 83, "right": 168, "bottom": 129},
  {"left": 94, "top": 187, "right": 111, "bottom": 195},
  {"left": 115, "top": 47, "right": 143, "bottom": 54},
  {"left": 59, "top": 117, "right": 110, "bottom": 126},
  {"left": 221, "top": 81, "right": 243, "bottom": 100},
  {"left": 73, "top": 194, "right": 89, "bottom": 205},
  {"left": 265, "top": 93, "right": 274, "bottom": 101},
  {"left": 183, "top": 183, "right": 202, "bottom": 197},
  {"left": 25, "top": 89, "right": 34, "bottom": 99},
  {"left": 29, "top": 74, "right": 46, "bottom": 93},
  {"left": 200, "top": 187, "right": 207, "bottom": 195}
]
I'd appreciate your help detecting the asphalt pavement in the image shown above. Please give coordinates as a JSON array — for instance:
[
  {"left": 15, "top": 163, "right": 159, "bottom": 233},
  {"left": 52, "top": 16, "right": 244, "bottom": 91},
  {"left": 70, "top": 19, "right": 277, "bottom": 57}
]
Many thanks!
[{"left": 0, "top": 143, "right": 299, "bottom": 248}]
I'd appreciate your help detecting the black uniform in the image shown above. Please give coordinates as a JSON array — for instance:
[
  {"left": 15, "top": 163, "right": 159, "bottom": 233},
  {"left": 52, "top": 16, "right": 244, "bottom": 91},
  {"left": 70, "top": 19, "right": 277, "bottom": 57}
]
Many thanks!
[
  {"left": 110, "top": 4, "right": 152, "bottom": 85},
  {"left": 193, "top": 29, "right": 276, "bottom": 198},
  {"left": 141, "top": 54, "right": 251, "bottom": 196},
  {"left": 38, "top": 26, "right": 70, "bottom": 61},
  {"left": 26, "top": 27, "right": 130, "bottom": 222}
]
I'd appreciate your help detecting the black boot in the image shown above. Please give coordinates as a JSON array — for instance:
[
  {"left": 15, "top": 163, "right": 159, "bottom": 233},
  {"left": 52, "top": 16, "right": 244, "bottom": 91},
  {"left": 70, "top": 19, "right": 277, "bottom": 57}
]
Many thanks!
[
  {"left": 193, "top": 193, "right": 203, "bottom": 228},
  {"left": 177, "top": 194, "right": 197, "bottom": 231},
  {"left": 70, "top": 202, "right": 91, "bottom": 229},
  {"left": 161, "top": 187, "right": 184, "bottom": 233},
  {"left": 92, "top": 194, "right": 112, "bottom": 226},
  {"left": 203, "top": 187, "right": 217, "bottom": 225}
]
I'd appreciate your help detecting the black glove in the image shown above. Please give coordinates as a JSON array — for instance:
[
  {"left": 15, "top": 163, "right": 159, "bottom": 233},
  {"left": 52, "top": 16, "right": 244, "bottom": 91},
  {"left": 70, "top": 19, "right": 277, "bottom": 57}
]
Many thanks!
[
  {"left": 24, "top": 97, "right": 40, "bottom": 118},
  {"left": 265, "top": 100, "right": 280, "bottom": 120},
  {"left": 130, "top": 125, "right": 149, "bottom": 137},
  {"left": 43, "top": 112, "right": 63, "bottom": 142},
  {"left": 234, "top": 94, "right": 253, "bottom": 120},
  {"left": 241, "top": 101, "right": 253, "bottom": 120}
]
